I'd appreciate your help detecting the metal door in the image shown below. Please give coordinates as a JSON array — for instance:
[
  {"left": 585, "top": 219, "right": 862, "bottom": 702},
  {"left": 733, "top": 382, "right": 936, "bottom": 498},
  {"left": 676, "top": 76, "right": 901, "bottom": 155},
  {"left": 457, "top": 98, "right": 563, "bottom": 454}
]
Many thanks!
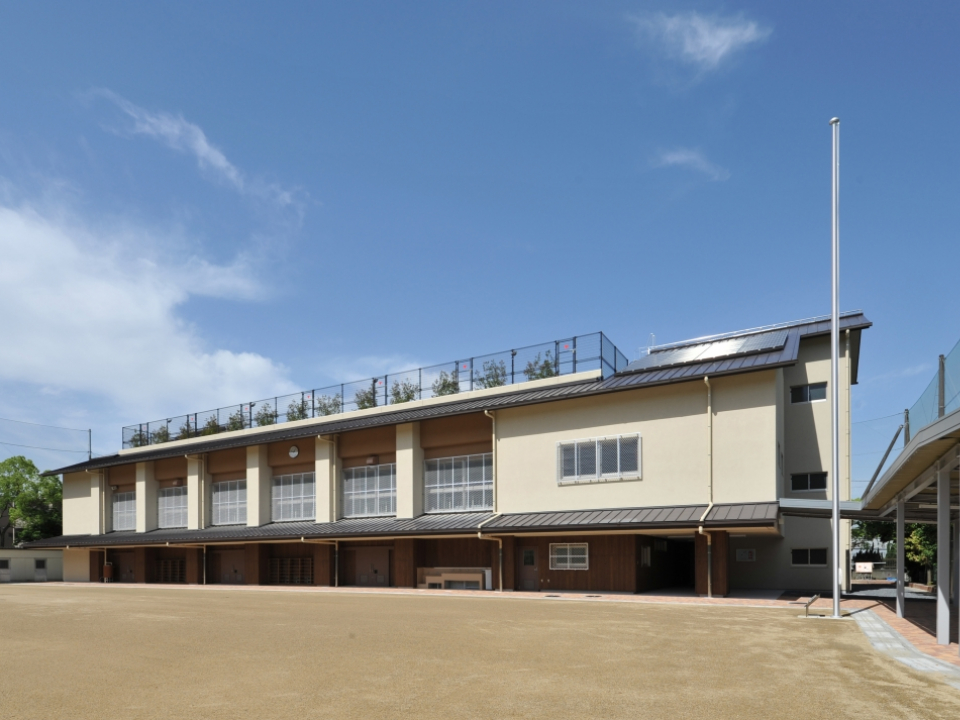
[
  {"left": 219, "top": 550, "right": 245, "bottom": 584},
  {"left": 355, "top": 547, "right": 390, "bottom": 587},
  {"left": 34, "top": 559, "right": 47, "bottom": 582},
  {"left": 113, "top": 552, "right": 136, "bottom": 583},
  {"left": 519, "top": 547, "right": 539, "bottom": 591}
]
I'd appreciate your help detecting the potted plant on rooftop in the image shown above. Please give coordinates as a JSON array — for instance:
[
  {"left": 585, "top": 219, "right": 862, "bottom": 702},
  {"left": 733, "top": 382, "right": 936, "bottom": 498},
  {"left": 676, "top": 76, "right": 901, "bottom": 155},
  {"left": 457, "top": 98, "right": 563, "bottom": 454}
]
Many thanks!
[
  {"left": 355, "top": 380, "right": 378, "bottom": 410},
  {"left": 432, "top": 369, "right": 459, "bottom": 396},
  {"left": 474, "top": 359, "right": 508, "bottom": 389},
  {"left": 316, "top": 393, "right": 342, "bottom": 416},
  {"left": 390, "top": 379, "right": 419, "bottom": 404},
  {"left": 523, "top": 351, "right": 557, "bottom": 381}
]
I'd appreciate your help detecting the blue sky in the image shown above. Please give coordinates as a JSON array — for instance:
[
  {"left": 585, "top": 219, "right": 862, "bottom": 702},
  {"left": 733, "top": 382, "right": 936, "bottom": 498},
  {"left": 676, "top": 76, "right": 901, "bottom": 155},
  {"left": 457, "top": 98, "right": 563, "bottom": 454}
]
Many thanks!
[{"left": 1, "top": 2, "right": 958, "bottom": 493}]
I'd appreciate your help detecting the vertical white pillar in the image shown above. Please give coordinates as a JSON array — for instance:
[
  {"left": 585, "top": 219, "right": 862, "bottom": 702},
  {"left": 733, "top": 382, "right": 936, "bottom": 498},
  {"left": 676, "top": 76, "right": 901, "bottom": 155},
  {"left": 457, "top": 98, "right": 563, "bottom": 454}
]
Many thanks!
[
  {"left": 315, "top": 436, "right": 337, "bottom": 523},
  {"left": 896, "top": 496, "right": 906, "bottom": 618},
  {"left": 246, "top": 445, "right": 272, "bottom": 527},
  {"left": 136, "top": 461, "right": 158, "bottom": 533},
  {"left": 396, "top": 423, "right": 423, "bottom": 519},
  {"left": 186, "top": 456, "right": 207, "bottom": 530},
  {"left": 938, "top": 462, "right": 950, "bottom": 644}
]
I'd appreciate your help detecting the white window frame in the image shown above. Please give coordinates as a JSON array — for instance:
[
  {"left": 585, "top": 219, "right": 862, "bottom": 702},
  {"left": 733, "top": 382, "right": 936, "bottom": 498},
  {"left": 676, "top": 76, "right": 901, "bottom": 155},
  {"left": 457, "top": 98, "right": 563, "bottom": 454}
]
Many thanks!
[
  {"left": 211, "top": 479, "right": 247, "bottom": 526},
  {"left": 549, "top": 543, "right": 589, "bottom": 571},
  {"left": 790, "top": 472, "right": 828, "bottom": 492},
  {"left": 158, "top": 486, "right": 188, "bottom": 528},
  {"left": 272, "top": 472, "right": 317, "bottom": 522},
  {"left": 556, "top": 434, "right": 641, "bottom": 485},
  {"left": 790, "top": 382, "right": 828, "bottom": 404},
  {"left": 791, "top": 548, "right": 829, "bottom": 567},
  {"left": 342, "top": 464, "right": 396, "bottom": 518},
  {"left": 112, "top": 491, "right": 136, "bottom": 531},
  {"left": 424, "top": 453, "right": 493, "bottom": 513}
]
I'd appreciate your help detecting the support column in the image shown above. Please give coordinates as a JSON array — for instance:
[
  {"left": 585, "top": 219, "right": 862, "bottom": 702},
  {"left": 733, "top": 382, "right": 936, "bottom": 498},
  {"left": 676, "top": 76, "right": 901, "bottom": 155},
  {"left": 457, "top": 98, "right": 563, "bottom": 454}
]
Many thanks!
[
  {"left": 396, "top": 423, "right": 423, "bottom": 519},
  {"left": 315, "top": 436, "right": 337, "bottom": 523},
  {"left": 186, "top": 456, "right": 208, "bottom": 530},
  {"left": 938, "top": 462, "right": 950, "bottom": 644},
  {"left": 896, "top": 496, "right": 906, "bottom": 618},
  {"left": 135, "top": 461, "right": 158, "bottom": 533},
  {"left": 954, "top": 513, "right": 960, "bottom": 608},
  {"left": 246, "top": 445, "right": 272, "bottom": 527}
]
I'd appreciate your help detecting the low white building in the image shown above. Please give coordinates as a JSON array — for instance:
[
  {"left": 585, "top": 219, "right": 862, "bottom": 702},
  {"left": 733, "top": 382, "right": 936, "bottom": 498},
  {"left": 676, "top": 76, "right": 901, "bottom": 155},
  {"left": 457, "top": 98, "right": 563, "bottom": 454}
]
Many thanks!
[{"left": 0, "top": 549, "right": 63, "bottom": 582}]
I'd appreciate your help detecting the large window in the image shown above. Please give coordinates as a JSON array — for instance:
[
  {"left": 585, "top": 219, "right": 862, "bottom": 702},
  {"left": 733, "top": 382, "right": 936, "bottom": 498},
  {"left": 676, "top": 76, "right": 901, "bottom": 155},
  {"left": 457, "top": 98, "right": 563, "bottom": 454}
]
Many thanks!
[
  {"left": 212, "top": 479, "right": 247, "bottom": 525},
  {"left": 557, "top": 434, "right": 641, "bottom": 485},
  {"left": 791, "top": 472, "right": 827, "bottom": 492},
  {"left": 549, "top": 543, "right": 589, "bottom": 570},
  {"left": 158, "top": 487, "right": 188, "bottom": 528},
  {"left": 790, "top": 382, "right": 827, "bottom": 404},
  {"left": 112, "top": 491, "right": 136, "bottom": 531},
  {"left": 343, "top": 464, "right": 396, "bottom": 518},
  {"left": 424, "top": 453, "right": 492, "bottom": 513},
  {"left": 272, "top": 473, "right": 316, "bottom": 521}
]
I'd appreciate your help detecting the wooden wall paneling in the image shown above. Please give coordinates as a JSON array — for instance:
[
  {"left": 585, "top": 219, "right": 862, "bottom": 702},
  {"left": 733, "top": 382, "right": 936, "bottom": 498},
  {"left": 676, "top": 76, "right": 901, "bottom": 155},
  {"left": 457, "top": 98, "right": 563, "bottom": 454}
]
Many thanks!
[
  {"left": 500, "top": 536, "right": 515, "bottom": 591},
  {"left": 186, "top": 549, "right": 200, "bottom": 584},
  {"left": 712, "top": 531, "right": 729, "bottom": 597},
  {"left": 393, "top": 538, "right": 416, "bottom": 588},
  {"left": 134, "top": 547, "right": 147, "bottom": 584},
  {"left": 89, "top": 550, "right": 104, "bottom": 582},
  {"left": 313, "top": 544, "right": 333, "bottom": 586}
]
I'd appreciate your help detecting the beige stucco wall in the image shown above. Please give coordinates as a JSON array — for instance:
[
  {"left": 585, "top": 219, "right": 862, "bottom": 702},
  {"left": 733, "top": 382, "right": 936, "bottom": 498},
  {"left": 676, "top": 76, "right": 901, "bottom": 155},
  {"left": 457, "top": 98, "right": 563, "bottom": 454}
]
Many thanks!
[
  {"left": 246, "top": 445, "right": 272, "bottom": 526},
  {"left": 136, "top": 462, "right": 158, "bottom": 533},
  {"left": 396, "top": 423, "right": 424, "bottom": 519},
  {"left": 62, "top": 548, "right": 90, "bottom": 582},
  {"left": 781, "top": 335, "right": 852, "bottom": 502},
  {"left": 315, "top": 436, "right": 338, "bottom": 523},
  {"left": 62, "top": 472, "right": 101, "bottom": 536},
  {"left": 495, "top": 371, "right": 778, "bottom": 515},
  {"left": 0, "top": 549, "right": 64, "bottom": 582}
]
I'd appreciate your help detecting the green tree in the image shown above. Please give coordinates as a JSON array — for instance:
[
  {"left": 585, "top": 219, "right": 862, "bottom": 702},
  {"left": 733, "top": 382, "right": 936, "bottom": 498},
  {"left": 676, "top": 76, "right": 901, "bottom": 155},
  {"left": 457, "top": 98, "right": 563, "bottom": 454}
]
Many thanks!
[
  {"left": 10, "top": 472, "right": 62, "bottom": 544},
  {"left": 523, "top": 352, "right": 557, "bottom": 381},
  {"left": 316, "top": 394, "right": 342, "bottom": 416},
  {"left": 176, "top": 419, "right": 196, "bottom": 440},
  {"left": 227, "top": 408, "right": 247, "bottom": 431},
  {"left": 474, "top": 359, "right": 507, "bottom": 389},
  {"left": 390, "top": 379, "right": 419, "bottom": 404},
  {"left": 200, "top": 415, "right": 221, "bottom": 436},
  {"left": 905, "top": 523, "right": 938, "bottom": 585},
  {"left": 355, "top": 380, "right": 379, "bottom": 410},
  {"left": 287, "top": 398, "right": 310, "bottom": 421},
  {"left": 1, "top": 456, "right": 61, "bottom": 546},
  {"left": 151, "top": 425, "right": 171, "bottom": 444},
  {"left": 255, "top": 404, "right": 279, "bottom": 426},
  {"left": 852, "top": 520, "right": 895, "bottom": 549},
  {"left": 129, "top": 428, "right": 149, "bottom": 447},
  {"left": 432, "top": 370, "right": 459, "bottom": 396}
]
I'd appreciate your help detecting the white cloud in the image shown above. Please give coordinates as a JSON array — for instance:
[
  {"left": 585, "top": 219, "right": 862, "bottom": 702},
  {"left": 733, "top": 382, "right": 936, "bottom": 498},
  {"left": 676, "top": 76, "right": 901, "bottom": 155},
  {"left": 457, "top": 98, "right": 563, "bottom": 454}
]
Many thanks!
[
  {"left": 91, "top": 89, "right": 302, "bottom": 213},
  {"left": 631, "top": 12, "right": 771, "bottom": 71},
  {"left": 0, "top": 196, "right": 299, "bottom": 422},
  {"left": 653, "top": 148, "right": 730, "bottom": 181}
]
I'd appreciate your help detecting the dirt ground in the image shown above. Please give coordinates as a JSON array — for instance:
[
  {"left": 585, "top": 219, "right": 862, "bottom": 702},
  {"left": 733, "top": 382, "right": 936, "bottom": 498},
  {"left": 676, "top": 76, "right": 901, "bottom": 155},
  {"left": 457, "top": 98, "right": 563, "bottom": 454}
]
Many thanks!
[{"left": 1, "top": 585, "right": 958, "bottom": 720}]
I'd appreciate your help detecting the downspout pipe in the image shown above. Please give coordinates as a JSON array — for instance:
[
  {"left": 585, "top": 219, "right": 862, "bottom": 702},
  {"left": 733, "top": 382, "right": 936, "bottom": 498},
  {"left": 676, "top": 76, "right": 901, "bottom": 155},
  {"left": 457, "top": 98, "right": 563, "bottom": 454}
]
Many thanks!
[
  {"left": 698, "top": 376, "right": 714, "bottom": 599},
  {"left": 484, "top": 410, "right": 497, "bottom": 513}
]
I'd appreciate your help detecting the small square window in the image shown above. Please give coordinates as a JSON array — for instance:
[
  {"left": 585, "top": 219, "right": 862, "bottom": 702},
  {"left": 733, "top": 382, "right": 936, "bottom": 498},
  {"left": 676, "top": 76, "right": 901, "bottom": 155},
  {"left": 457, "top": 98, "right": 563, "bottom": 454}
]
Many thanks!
[
  {"left": 791, "top": 549, "right": 809, "bottom": 565},
  {"left": 809, "top": 472, "right": 827, "bottom": 490},
  {"left": 809, "top": 549, "right": 828, "bottom": 565},
  {"left": 790, "top": 386, "right": 807, "bottom": 404},
  {"left": 0, "top": 560, "right": 9, "bottom": 570},
  {"left": 35, "top": 559, "right": 46, "bottom": 570},
  {"left": 790, "top": 383, "right": 827, "bottom": 404},
  {"left": 791, "top": 474, "right": 809, "bottom": 491}
]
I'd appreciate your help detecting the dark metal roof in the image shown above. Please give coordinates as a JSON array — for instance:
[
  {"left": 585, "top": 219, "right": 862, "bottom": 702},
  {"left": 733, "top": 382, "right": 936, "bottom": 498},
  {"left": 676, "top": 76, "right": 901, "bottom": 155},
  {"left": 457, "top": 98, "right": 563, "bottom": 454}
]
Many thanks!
[
  {"left": 48, "top": 312, "right": 870, "bottom": 477},
  {"left": 24, "top": 502, "right": 779, "bottom": 548}
]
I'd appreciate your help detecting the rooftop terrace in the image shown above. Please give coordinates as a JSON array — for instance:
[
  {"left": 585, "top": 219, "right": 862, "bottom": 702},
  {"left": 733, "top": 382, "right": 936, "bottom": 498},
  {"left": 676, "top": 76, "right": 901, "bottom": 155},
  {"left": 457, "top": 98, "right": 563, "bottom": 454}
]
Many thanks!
[{"left": 123, "top": 332, "right": 628, "bottom": 449}]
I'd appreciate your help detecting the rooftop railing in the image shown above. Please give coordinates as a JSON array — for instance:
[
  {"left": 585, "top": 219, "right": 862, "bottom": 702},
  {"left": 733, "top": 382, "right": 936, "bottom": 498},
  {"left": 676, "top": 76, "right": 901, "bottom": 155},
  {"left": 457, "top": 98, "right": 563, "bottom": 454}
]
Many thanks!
[
  {"left": 904, "top": 336, "right": 960, "bottom": 440},
  {"left": 122, "top": 332, "right": 629, "bottom": 448}
]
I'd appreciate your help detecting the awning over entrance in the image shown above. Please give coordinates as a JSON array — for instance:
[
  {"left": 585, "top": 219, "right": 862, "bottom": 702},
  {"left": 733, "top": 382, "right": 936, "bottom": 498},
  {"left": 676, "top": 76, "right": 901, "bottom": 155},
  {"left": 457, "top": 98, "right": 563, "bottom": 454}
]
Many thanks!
[{"left": 25, "top": 502, "right": 780, "bottom": 549}]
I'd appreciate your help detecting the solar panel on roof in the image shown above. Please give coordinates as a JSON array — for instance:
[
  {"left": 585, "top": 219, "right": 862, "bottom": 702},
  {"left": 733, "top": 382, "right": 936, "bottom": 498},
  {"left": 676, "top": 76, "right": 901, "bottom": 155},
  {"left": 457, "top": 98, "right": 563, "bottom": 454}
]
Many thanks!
[{"left": 621, "top": 329, "right": 789, "bottom": 374}]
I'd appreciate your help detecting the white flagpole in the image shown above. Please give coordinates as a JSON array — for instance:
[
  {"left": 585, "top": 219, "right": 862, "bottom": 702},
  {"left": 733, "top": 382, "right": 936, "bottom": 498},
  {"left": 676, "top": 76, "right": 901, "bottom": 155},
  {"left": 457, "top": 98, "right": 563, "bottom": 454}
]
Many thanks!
[{"left": 830, "top": 117, "right": 841, "bottom": 619}]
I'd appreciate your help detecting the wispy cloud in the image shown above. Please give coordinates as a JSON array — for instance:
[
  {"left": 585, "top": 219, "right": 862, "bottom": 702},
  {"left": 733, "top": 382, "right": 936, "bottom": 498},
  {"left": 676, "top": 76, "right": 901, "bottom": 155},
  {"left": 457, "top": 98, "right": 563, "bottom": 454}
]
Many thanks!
[
  {"left": 0, "top": 188, "right": 299, "bottom": 420},
  {"left": 630, "top": 12, "right": 771, "bottom": 72},
  {"left": 652, "top": 148, "right": 730, "bottom": 181},
  {"left": 90, "top": 89, "right": 303, "bottom": 213}
]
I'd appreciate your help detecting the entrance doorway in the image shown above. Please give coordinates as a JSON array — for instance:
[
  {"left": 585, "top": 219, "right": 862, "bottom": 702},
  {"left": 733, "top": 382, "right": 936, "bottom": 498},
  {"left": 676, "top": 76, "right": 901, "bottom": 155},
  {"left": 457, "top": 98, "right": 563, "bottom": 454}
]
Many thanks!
[
  {"left": 518, "top": 547, "right": 539, "bottom": 591},
  {"left": 354, "top": 547, "right": 390, "bottom": 587},
  {"left": 218, "top": 550, "right": 245, "bottom": 584}
]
